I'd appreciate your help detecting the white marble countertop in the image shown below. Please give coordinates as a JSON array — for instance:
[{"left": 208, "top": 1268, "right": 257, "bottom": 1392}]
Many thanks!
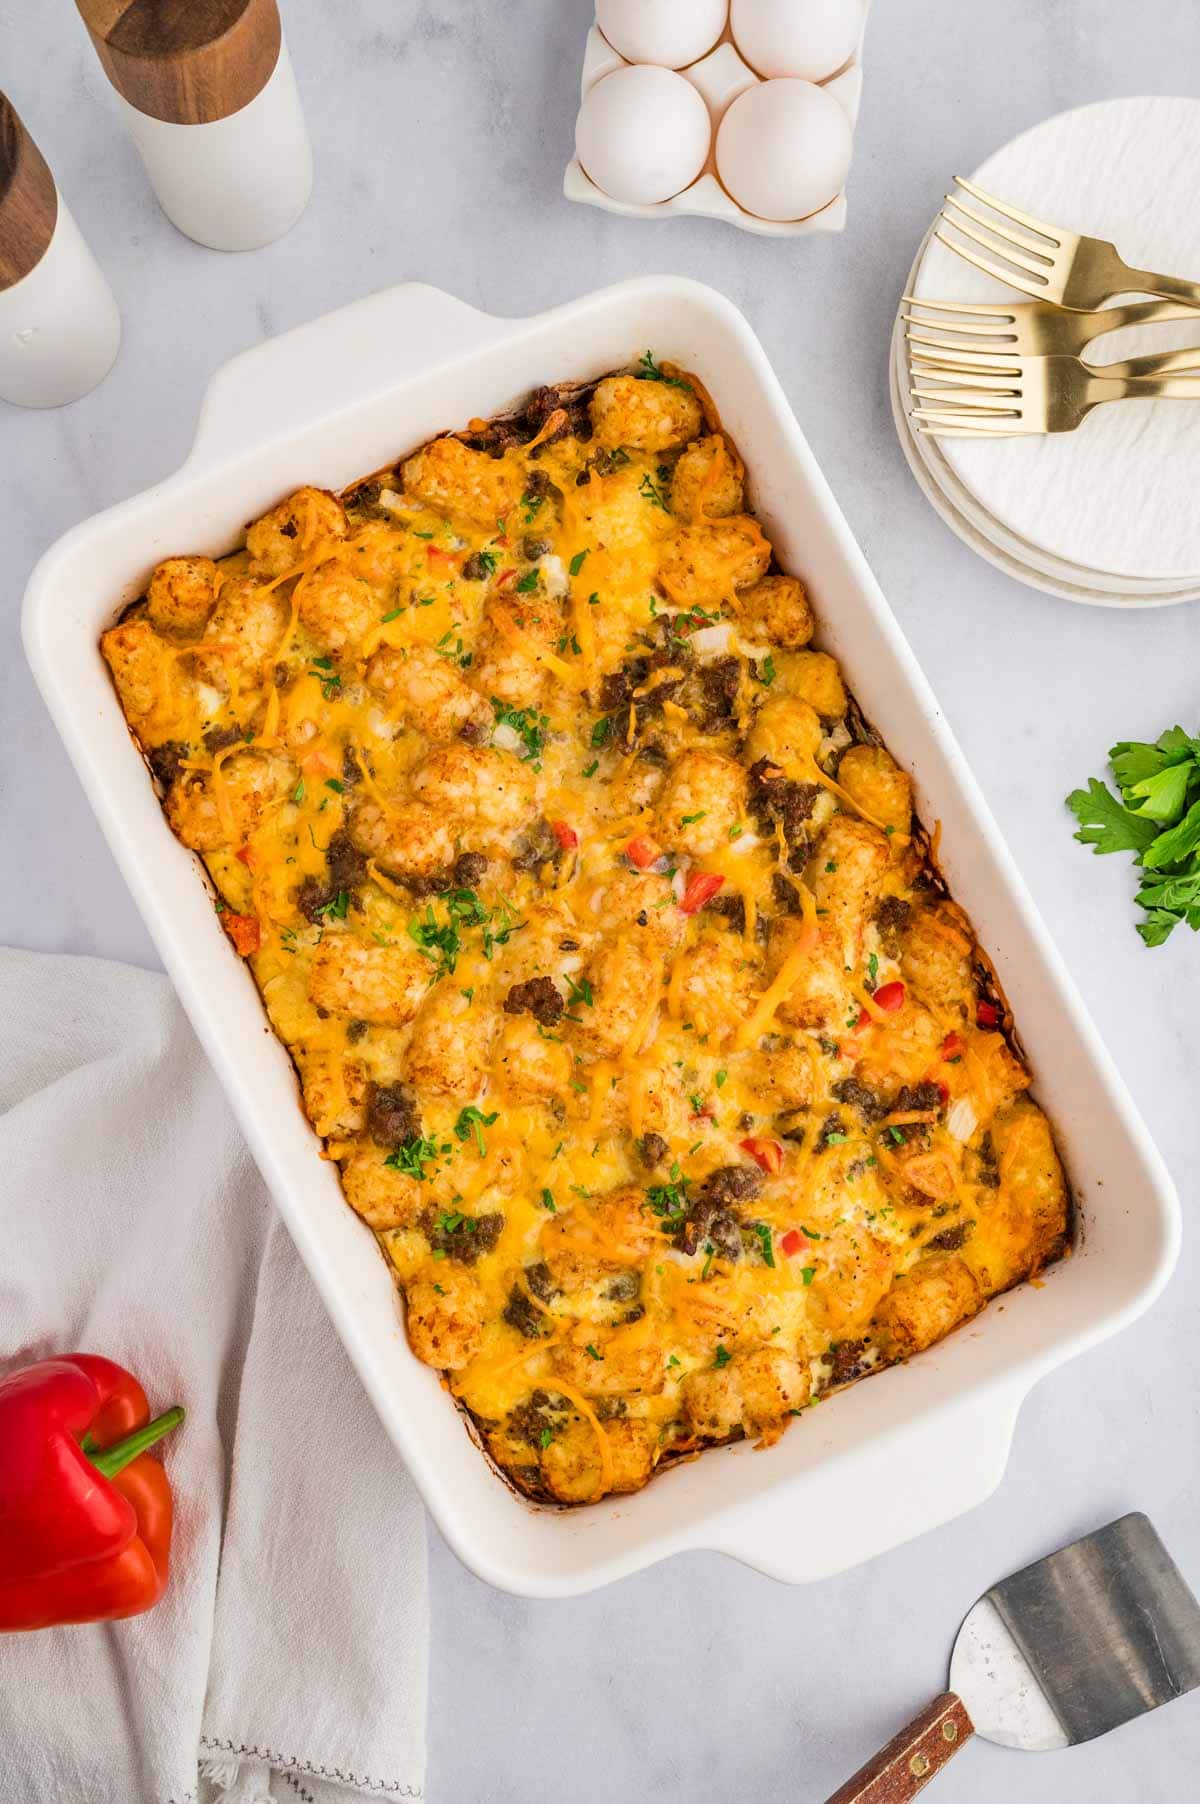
[{"left": 3, "top": 2, "right": 1199, "bottom": 1798}]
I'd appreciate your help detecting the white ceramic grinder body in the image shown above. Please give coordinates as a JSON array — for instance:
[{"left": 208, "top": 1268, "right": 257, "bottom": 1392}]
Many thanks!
[
  {"left": 76, "top": 0, "right": 312, "bottom": 253},
  {"left": 0, "top": 94, "right": 120, "bottom": 408}
]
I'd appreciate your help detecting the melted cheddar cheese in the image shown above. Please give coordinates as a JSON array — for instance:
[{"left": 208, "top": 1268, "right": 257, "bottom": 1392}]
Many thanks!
[{"left": 102, "top": 362, "right": 1070, "bottom": 1506}]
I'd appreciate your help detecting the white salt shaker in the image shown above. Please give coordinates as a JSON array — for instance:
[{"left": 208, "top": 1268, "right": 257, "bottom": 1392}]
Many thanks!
[
  {"left": 75, "top": 0, "right": 312, "bottom": 253},
  {"left": 0, "top": 94, "right": 121, "bottom": 408}
]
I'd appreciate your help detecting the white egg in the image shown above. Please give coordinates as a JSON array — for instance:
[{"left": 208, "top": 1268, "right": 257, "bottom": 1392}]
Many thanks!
[
  {"left": 731, "top": 0, "right": 863, "bottom": 81},
  {"left": 576, "top": 66, "right": 712, "bottom": 206},
  {"left": 596, "top": 0, "right": 728, "bottom": 70},
  {"left": 716, "top": 78, "right": 852, "bottom": 221}
]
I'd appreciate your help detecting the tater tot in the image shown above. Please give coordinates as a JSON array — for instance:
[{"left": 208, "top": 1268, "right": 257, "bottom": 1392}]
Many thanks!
[
  {"left": 871, "top": 1253, "right": 983, "bottom": 1360},
  {"left": 245, "top": 487, "right": 347, "bottom": 578},
  {"left": 734, "top": 573, "right": 814, "bottom": 649},
  {"left": 773, "top": 649, "right": 847, "bottom": 719},
  {"left": 657, "top": 518, "right": 772, "bottom": 610},
  {"left": 655, "top": 749, "right": 747, "bottom": 857},
  {"left": 146, "top": 557, "right": 219, "bottom": 640},
  {"left": 590, "top": 373, "right": 704, "bottom": 451},
  {"left": 401, "top": 436, "right": 521, "bottom": 528},
  {"left": 670, "top": 434, "right": 745, "bottom": 519},
  {"left": 296, "top": 560, "right": 378, "bottom": 656},
  {"left": 405, "top": 1266, "right": 485, "bottom": 1370},
  {"left": 308, "top": 935, "right": 429, "bottom": 1026},
  {"left": 837, "top": 745, "right": 911, "bottom": 840},
  {"left": 744, "top": 697, "right": 822, "bottom": 776}
]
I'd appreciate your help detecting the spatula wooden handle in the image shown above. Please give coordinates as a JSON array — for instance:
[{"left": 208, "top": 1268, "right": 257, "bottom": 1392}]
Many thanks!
[{"left": 823, "top": 1693, "right": 975, "bottom": 1803}]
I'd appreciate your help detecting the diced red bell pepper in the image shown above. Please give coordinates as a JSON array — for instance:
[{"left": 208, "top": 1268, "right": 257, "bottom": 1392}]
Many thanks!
[
  {"left": 551, "top": 820, "right": 579, "bottom": 851},
  {"left": 222, "top": 912, "right": 261, "bottom": 957},
  {"left": 680, "top": 872, "right": 725, "bottom": 915},
  {"left": 235, "top": 844, "right": 256, "bottom": 868},
  {"left": 426, "top": 544, "right": 458, "bottom": 566},
  {"left": 780, "top": 1228, "right": 810, "bottom": 1258},
  {"left": 976, "top": 1000, "right": 1000, "bottom": 1029},
  {"left": 0, "top": 1354, "right": 184, "bottom": 1632},
  {"left": 936, "top": 1080, "right": 950, "bottom": 1105},
  {"left": 871, "top": 980, "right": 906, "bottom": 1013},
  {"left": 496, "top": 567, "right": 517, "bottom": 589},
  {"left": 626, "top": 835, "right": 661, "bottom": 870},
  {"left": 739, "top": 1136, "right": 784, "bottom": 1175},
  {"left": 941, "top": 1031, "right": 965, "bottom": 1060}
]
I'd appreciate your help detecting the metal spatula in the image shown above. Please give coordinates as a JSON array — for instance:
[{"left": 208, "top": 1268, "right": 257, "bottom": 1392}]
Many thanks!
[{"left": 826, "top": 1514, "right": 1200, "bottom": 1802}]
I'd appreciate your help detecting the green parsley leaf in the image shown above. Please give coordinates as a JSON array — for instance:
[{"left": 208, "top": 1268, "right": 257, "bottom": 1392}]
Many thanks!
[
  {"left": 569, "top": 549, "right": 589, "bottom": 577},
  {"left": 801, "top": 1266, "right": 816, "bottom": 1286},
  {"left": 753, "top": 1222, "right": 776, "bottom": 1268},
  {"left": 453, "top": 1104, "right": 499, "bottom": 1156},
  {"left": 585, "top": 1343, "right": 603, "bottom": 1362},
  {"left": 315, "top": 889, "right": 349, "bottom": 920},
  {"left": 380, "top": 607, "right": 404, "bottom": 623},
  {"left": 492, "top": 697, "right": 549, "bottom": 761},
  {"left": 590, "top": 717, "right": 611, "bottom": 750},
  {"left": 638, "top": 472, "right": 669, "bottom": 511},
  {"left": 515, "top": 568, "right": 540, "bottom": 593},
  {"left": 1067, "top": 777, "right": 1161, "bottom": 856},
  {"left": 385, "top": 1135, "right": 442, "bottom": 1180},
  {"left": 713, "top": 1343, "right": 732, "bottom": 1368},
  {"left": 637, "top": 350, "right": 692, "bottom": 391},
  {"left": 758, "top": 654, "right": 777, "bottom": 687},
  {"left": 291, "top": 777, "right": 306, "bottom": 803},
  {"left": 539, "top": 1187, "right": 557, "bottom": 1213}
]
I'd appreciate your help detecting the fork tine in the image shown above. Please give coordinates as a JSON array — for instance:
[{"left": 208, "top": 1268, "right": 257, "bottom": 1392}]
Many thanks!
[
  {"left": 943, "top": 193, "right": 1054, "bottom": 261},
  {"left": 902, "top": 328, "right": 1017, "bottom": 358},
  {"left": 912, "top": 407, "right": 1023, "bottom": 428},
  {"left": 902, "top": 312, "right": 1018, "bottom": 343},
  {"left": 933, "top": 229, "right": 1045, "bottom": 300},
  {"left": 910, "top": 375, "right": 1021, "bottom": 401},
  {"left": 940, "top": 201, "right": 1055, "bottom": 281},
  {"left": 915, "top": 421, "right": 1031, "bottom": 438},
  {"left": 900, "top": 294, "right": 1019, "bottom": 323},
  {"left": 908, "top": 345, "right": 1023, "bottom": 375},
  {"left": 952, "top": 176, "right": 1062, "bottom": 246}
]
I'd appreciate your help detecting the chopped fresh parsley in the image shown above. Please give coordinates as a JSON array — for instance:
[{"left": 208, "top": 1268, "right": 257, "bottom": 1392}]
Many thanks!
[
  {"left": 564, "top": 974, "right": 594, "bottom": 1007},
  {"left": 590, "top": 717, "right": 612, "bottom": 750},
  {"left": 757, "top": 654, "right": 777, "bottom": 687},
  {"left": 713, "top": 1343, "right": 732, "bottom": 1369},
  {"left": 753, "top": 1222, "right": 776, "bottom": 1268},
  {"left": 679, "top": 810, "right": 707, "bottom": 826},
  {"left": 639, "top": 472, "right": 669, "bottom": 511},
  {"left": 324, "top": 777, "right": 344, "bottom": 794},
  {"left": 492, "top": 698, "right": 549, "bottom": 762},
  {"left": 407, "top": 886, "right": 493, "bottom": 978},
  {"left": 291, "top": 777, "right": 306, "bottom": 804},
  {"left": 1068, "top": 725, "right": 1200, "bottom": 945},
  {"left": 539, "top": 1426, "right": 555, "bottom": 1449},
  {"left": 539, "top": 1187, "right": 557, "bottom": 1213},
  {"left": 380, "top": 606, "right": 404, "bottom": 623},
  {"left": 867, "top": 952, "right": 878, "bottom": 985},
  {"left": 585, "top": 1343, "right": 603, "bottom": 1362},
  {"left": 801, "top": 1266, "right": 816, "bottom": 1287},
  {"left": 385, "top": 1135, "right": 443, "bottom": 1181},
  {"left": 453, "top": 1105, "right": 499, "bottom": 1156},
  {"left": 715, "top": 1070, "right": 727, "bottom": 1089},
  {"left": 645, "top": 1178, "right": 690, "bottom": 1230},
  {"left": 637, "top": 350, "right": 692, "bottom": 392},
  {"left": 569, "top": 549, "right": 589, "bottom": 577},
  {"left": 315, "top": 889, "right": 349, "bottom": 920},
  {"left": 582, "top": 759, "right": 599, "bottom": 778},
  {"left": 515, "top": 568, "right": 540, "bottom": 593}
]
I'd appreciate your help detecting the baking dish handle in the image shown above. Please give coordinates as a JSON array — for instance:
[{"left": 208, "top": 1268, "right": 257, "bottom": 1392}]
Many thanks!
[
  {"left": 186, "top": 283, "right": 511, "bottom": 472},
  {"left": 703, "top": 1380, "right": 1026, "bottom": 1586}
]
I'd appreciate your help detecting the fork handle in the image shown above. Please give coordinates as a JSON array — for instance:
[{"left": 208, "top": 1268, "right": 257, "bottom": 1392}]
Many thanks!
[
  {"left": 1103, "top": 346, "right": 1200, "bottom": 379},
  {"left": 1121, "top": 266, "right": 1200, "bottom": 310},
  {"left": 1097, "top": 373, "right": 1200, "bottom": 400}
]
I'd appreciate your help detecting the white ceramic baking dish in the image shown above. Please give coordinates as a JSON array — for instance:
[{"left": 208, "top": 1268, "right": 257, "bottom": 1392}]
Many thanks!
[{"left": 23, "top": 277, "right": 1180, "bottom": 1597}]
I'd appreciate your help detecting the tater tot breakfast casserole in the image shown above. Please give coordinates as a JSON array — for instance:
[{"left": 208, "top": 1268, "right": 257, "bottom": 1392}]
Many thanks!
[{"left": 102, "top": 356, "right": 1070, "bottom": 1505}]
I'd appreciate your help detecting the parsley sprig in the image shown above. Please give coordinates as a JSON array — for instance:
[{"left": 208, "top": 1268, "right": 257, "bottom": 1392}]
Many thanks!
[
  {"left": 1068, "top": 725, "right": 1200, "bottom": 945},
  {"left": 637, "top": 350, "right": 692, "bottom": 392},
  {"left": 491, "top": 697, "right": 549, "bottom": 763}
]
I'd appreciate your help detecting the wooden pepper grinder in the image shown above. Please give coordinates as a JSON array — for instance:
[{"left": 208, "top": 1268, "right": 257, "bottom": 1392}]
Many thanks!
[
  {"left": 0, "top": 94, "right": 121, "bottom": 407},
  {"left": 75, "top": 0, "right": 312, "bottom": 252}
]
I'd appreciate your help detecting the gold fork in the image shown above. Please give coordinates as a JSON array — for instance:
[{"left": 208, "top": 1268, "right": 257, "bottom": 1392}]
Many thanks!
[
  {"left": 910, "top": 352, "right": 1200, "bottom": 437},
  {"left": 937, "top": 177, "right": 1200, "bottom": 311},
  {"left": 909, "top": 339, "right": 1200, "bottom": 382},
  {"left": 902, "top": 294, "right": 1200, "bottom": 359}
]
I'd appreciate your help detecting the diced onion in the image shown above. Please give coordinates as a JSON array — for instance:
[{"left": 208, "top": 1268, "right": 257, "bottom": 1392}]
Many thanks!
[
  {"left": 541, "top": 555, "right": 569, "bottom": 598},
  {"left": 378, "top": 488, "right": 411, "bottom": 514},
  {"left": 726, "top": 830, "right": 759, "bottom": 858},
  {"left": 946, "top": 1098, "right": 978, "bottom": 1143},
  {"left": 491, "top": 722, "right": 524, "bottom": 756},
  {"left": 671, "top": 868, "right": 686, "bottom": 902},
  {"left": 690, "top": 622, "right": 732, "bottom": 659}
]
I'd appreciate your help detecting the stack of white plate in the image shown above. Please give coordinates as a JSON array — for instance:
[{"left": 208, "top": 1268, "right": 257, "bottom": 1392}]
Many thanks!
[{"left": 891, "top": 96, "right": 1200, "bottom": 608}]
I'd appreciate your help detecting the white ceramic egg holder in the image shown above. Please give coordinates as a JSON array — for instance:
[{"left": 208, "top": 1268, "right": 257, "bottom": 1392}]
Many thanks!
[{"left": 564, "top": 4, "right": 870, "bottom": 237}]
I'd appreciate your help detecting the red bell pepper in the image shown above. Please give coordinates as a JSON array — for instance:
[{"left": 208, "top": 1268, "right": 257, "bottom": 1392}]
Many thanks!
[
  {"left": 870, "top": 980, "right": 907, "bottom": 1013},
  {"left": 739, "top": 1135, "right": 784, "bottom": 1175},
  {"left": 222, "top": 911, "right": 261, "bottom": 957},
  {"left": 679, "top": 871, "right": 725, "bottom": 915},
  {"left": 0, "top": 1354, "right": 184, "bottom": 1632},
  {"left": 551, "top": 820, "right": 579, "bottom": 851}
]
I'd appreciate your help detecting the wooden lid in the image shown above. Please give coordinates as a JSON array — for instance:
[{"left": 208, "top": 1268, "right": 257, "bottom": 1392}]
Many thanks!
[
  {"left": 75, "top": 0, "right": 282, "bottom": 126},
  {"left": 0, "top": 95, "right": 58, "bottom": 292}
]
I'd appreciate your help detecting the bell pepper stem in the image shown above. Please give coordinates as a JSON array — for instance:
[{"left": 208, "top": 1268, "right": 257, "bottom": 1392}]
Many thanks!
[{"left": 85, "top": 1407, "right": 185, "bottom": 1479}]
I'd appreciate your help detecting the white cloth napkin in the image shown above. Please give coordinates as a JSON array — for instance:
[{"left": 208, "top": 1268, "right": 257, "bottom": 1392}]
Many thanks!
[{"left": 0, "top": 948, "right": 427, "bottom": 1804}]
